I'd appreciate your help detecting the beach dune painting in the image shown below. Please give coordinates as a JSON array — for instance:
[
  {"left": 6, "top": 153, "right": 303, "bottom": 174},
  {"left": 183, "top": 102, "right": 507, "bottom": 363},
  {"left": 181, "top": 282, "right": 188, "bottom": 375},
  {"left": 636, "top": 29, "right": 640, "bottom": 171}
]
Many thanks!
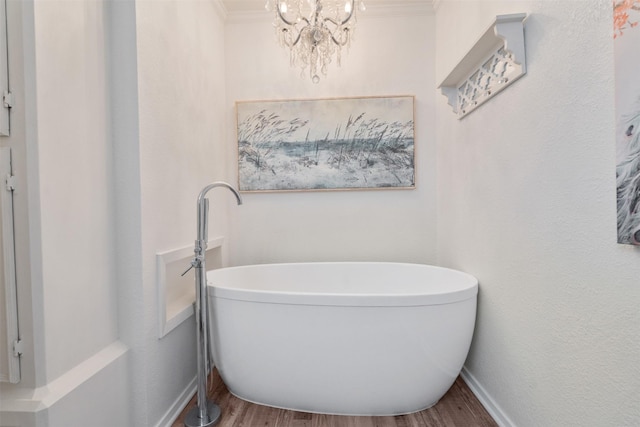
[{"left": 236, "top": 96, "right": 415, "bottom": 192}]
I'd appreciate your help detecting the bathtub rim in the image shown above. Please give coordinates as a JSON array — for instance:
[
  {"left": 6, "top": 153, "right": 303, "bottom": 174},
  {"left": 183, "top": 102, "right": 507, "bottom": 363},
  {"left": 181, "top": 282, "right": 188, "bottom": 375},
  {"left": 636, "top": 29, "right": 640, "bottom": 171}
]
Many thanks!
[{"left": 207, "top": 262, "right": 478, "bottom": 307}]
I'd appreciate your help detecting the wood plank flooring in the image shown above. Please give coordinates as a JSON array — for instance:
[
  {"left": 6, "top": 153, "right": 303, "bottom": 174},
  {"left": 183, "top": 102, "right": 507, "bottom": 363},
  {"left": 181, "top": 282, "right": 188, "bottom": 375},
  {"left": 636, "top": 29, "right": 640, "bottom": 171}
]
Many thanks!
[{"left": 172, "top": 369, "right": 497, "bottom": 427}]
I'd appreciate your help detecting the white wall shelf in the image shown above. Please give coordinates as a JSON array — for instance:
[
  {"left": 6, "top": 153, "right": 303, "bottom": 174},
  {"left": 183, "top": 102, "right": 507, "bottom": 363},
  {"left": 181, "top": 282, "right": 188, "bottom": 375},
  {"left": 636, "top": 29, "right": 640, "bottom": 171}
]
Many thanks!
[
  {"left": 156, "top": 237, "right": 224, "bottom": 338},
  {"left": 437, "top": 13, "right": 527, "bottom": 119}
]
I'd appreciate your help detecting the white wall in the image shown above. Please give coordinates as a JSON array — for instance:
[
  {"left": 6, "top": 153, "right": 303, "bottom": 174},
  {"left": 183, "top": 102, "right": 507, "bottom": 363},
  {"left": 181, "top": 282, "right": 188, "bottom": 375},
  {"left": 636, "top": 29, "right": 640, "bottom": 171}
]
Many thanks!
[
  {"left": 1, "top": 0, "right": 131, "bottom": 426},
  {"left": 2, "top": 0, "right": 232, "bottom": 425},
  {"left": 134, "top": 0, "right": 230, "bottom": 424},
  {"left": 7, "top": 1, "right": 637, "bottom": 426},
  {"left": 32, "top": 0, "right": 118, "bottom": 383},
  {"left": 435, "top": 1, "right": 640, "bottom": 426},
  {"left": 3, "top": 2, "right": 437, "bottom": 424},
  {"left": 225, "top": 4, "right": 437, "bottom": 266}
]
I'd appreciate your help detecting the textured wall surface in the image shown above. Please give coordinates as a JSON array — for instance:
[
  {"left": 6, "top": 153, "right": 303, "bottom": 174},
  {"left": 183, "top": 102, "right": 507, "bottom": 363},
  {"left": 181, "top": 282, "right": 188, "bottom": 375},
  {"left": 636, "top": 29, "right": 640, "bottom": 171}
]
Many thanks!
[
  {"left": 135, "top": 0, "right": 230, "bottom": 424},
  {"left": 435, "top": 1, "right": 640, "bottom": 425},
  {"left": 225, "top": 6, "right": 438, "bottom": 266},
  {"left": 1, "top": 1, "right": 130, "bottom": 426},
  {"left": 2, "top": 1, "right": 233, "bottom": 425},
  {"left": 32, "top": 0, "right": 118, "bottom": 384}
]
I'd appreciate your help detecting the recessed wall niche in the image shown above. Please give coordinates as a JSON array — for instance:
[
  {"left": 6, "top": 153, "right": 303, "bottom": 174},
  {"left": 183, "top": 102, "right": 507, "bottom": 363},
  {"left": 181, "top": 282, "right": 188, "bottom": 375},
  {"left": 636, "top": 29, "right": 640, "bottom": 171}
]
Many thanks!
[{"left": 156, "top": 237, "right": 223, "bottom": 337}]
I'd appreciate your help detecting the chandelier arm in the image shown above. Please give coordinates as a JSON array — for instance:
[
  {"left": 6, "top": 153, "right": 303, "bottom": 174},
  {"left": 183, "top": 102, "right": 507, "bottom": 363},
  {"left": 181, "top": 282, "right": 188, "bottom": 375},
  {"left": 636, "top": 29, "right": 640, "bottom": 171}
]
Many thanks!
[
  {"left": 276, "top": 5, "right": 299, "bottom": 27},
  {"left": 322, "top": 0, "right": 355, "bottom": 26},
  {"left": 281, "top": 28, "right": 303, "bottom": 47},
  {"left": 277, "top": 12, "right": 308, "bottom": 47},
  {"left": 323, "top": 16, "right": 340, "bottom": 27},
  {"left": 330, "top": 28, "right": 350, "bottom": 46}
]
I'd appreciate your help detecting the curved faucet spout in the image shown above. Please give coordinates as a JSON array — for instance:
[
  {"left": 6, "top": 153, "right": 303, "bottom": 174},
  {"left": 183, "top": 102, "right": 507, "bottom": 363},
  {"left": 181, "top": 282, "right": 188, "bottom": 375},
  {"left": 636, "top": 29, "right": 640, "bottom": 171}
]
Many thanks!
[
  {"left": 197, "top": 181, "right": 243, "bottom": 244},
  {"left": 198, "top": 181, "right": 243, "bottom": 207}
]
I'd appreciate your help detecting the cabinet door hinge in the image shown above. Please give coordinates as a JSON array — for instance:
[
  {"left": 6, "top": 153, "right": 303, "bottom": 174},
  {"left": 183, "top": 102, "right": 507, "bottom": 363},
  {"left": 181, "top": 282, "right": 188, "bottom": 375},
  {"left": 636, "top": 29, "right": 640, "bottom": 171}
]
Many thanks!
[
  {"left": 5, "top": 174, "right": 15, "bottom": 191},
  {"left": 3, "top": 91, "right": 13, "bottom": 109},
  {"left": 13, "top": 339, "right": 23, "bottom": 358}
]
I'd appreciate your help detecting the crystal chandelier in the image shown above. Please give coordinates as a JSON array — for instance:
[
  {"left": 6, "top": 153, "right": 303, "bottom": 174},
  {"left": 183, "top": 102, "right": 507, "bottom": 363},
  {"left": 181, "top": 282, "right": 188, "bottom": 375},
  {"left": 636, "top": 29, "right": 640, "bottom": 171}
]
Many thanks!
[{"left": 266, "top": 0, "right": 366, "bottom": 83}]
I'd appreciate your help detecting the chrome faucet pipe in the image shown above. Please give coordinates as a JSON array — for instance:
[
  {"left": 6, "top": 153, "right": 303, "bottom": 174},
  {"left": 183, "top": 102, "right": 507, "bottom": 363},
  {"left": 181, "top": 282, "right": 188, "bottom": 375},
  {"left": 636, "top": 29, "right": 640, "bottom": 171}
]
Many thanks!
[{"left": 184, "top": 181, "right": 242, "bottom": 427}]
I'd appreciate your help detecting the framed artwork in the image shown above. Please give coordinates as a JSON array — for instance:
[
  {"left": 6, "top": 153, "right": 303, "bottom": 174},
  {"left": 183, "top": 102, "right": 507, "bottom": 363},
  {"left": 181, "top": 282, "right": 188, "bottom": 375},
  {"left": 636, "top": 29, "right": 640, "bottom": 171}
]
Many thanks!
[
  {"left": 614, "top": 1, "right": 640, "bottom": 245},
  {"left": 236, "top": 96, "right": 415, "bottom": 192}
]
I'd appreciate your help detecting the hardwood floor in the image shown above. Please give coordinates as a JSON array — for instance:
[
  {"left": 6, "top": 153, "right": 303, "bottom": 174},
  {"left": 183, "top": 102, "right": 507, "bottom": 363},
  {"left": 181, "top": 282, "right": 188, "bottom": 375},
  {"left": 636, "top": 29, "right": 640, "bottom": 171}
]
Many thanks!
[{"left": 172, "top": 369, "right": 497, "bottom": 427}]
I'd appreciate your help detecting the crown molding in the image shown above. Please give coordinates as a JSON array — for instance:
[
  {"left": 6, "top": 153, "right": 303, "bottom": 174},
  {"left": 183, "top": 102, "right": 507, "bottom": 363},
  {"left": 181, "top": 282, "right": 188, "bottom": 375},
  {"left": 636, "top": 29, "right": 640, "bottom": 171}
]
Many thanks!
[
  {"left": 222, "top": 0, "right": 433, "bottom": 21},
  {"left": 212, "top": 0, "right": 228, "bottom": 21},
  {"left": 365, "top": 1, "right": 433, "bottom": 17}
]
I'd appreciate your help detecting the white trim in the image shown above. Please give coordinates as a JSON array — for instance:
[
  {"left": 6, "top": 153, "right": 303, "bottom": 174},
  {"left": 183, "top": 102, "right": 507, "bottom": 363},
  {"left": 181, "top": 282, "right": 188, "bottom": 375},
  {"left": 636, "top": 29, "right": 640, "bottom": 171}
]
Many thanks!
[
  {"left": 212, "top": 0, "right": 228, "bottom": 21},
  {"left": 460, "top": 367, "right": 516, "bottom": 427},
  {"left": 155, "top": 376, "right": 197, "bottom": 427},
  {"left": 156, "top": 237, "right": 224, "bottom": 338},
  {"left": 0, "top": 341, "right": 128, "bottom": 412},
  {"left": 361, "top": 1, "right": 433, "bottom": 17},
  {"left": 223, "top": 0, "right": 430, "bottom": 13},
  {"left": 224, "top": 0, "right": 432, "bottom": 23}
]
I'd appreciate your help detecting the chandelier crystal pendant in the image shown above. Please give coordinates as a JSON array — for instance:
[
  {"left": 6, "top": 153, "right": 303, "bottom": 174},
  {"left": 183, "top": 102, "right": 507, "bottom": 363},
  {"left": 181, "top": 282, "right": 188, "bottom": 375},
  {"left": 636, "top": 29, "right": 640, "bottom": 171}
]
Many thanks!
[{"left": 266, "top": 0, "right": 366, "bottom": 83}]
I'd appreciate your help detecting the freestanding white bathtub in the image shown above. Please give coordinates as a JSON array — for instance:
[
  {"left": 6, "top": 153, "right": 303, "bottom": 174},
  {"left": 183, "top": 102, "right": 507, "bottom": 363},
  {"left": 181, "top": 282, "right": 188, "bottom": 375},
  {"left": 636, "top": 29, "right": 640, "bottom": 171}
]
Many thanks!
[{"left": 207, "top": 262, "right": 478, "bottom": 416}]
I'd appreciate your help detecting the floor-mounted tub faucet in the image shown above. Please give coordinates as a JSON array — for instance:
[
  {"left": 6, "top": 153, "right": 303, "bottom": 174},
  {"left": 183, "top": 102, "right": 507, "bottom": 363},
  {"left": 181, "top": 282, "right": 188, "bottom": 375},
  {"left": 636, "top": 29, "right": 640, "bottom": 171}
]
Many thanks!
[{"left": 184, "top": 181, "right": 242, "bottom": 427}]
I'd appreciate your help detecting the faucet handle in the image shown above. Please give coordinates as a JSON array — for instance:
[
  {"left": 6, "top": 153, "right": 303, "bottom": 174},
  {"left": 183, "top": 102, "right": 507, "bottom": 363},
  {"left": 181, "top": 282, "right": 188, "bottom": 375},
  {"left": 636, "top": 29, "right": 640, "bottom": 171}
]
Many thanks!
[
  {"left": 180, "top": 263, "right": 195, "bottom": 277},
  {"left": 181, "top": 254, "right": 204, "bottom": 277}
]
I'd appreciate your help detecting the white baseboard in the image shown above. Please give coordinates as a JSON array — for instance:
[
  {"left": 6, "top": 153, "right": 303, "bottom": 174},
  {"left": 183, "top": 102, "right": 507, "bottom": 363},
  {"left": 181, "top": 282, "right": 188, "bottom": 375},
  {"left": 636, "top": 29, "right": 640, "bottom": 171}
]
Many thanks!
[
  {"left": 156, "top": 376, "right": 196, "bottom": 427},
  {"left": 460, "top": 367, "right": 516, "bottom": 427}
]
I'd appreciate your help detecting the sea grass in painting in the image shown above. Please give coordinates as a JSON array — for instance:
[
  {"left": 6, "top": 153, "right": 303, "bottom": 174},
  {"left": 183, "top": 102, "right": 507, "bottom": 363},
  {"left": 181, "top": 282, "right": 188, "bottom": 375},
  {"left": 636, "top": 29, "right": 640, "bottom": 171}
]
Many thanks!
[{"left": 236, "top": 96, "right": 415, "bottom": 192}]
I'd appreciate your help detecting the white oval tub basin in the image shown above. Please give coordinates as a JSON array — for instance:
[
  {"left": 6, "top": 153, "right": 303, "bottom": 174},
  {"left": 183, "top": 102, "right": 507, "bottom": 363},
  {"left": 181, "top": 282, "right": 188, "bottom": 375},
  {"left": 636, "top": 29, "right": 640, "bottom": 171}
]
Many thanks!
[{"left": 207, "top": 262, "right": 478, "bottom": 416}]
